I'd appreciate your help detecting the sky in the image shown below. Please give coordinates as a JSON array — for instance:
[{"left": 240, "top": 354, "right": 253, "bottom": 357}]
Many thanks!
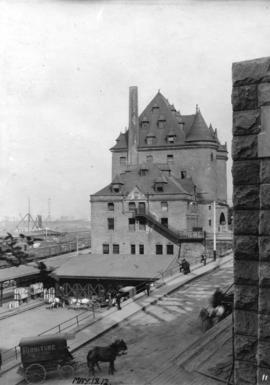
[{"left": 0, "top": 0, "right": 269, "bottom": 220}]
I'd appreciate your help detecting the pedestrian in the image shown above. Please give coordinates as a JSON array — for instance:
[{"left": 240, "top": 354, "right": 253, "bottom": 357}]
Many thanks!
[
  {"left": 116, "top": 293, "right": 122, "bottom": 310},
  {"left": 201, "top": 253, "right": 206, "bottom": 266},
  {"left": 107, "top": 293, "right": 112, "bottom": 309},
  {"left": 145, "top": 283, "right": 150, "bottom": 296}
]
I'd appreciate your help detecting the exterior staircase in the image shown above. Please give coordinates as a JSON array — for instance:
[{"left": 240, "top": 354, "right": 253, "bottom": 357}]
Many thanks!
[{"left": 133, "top": 209, "right": 205, "bottom": 245}]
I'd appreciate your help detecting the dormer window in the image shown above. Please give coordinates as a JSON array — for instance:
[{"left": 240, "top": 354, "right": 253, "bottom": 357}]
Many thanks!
[
  {"left": 156, "top": 184, "right": 164, "bottom": 192},
  {"left": 154, "top": 177, "right": 167, "bottom": 192},
  {"left": 152, "top": 103, "right": 159, "bottom": 113},
  {"left": 141, "top": 116, "right": 149, "bottom": 129},
  {"left": 111, "top": 176, "right": 124, "bottom": 193},
  {"left": 158, "top": 115, "right": 166, "bottom": 129},
  {"left": 167, "top": 135, "right": 176, "bottom": 144}
]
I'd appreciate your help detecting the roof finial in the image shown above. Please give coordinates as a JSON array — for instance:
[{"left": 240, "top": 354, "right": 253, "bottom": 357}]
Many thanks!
[{"left": 196, "top": 104, "right": 199, "bottom": 113}]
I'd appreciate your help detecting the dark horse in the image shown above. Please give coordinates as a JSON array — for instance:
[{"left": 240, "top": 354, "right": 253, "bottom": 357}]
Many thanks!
[{"left": 87, "top": 339, "right": 127, "bottom": 375}]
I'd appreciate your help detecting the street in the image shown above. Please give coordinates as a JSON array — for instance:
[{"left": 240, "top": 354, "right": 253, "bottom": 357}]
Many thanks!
[{"left": 41, "top": 259, "right": 233, "bottom": 385}]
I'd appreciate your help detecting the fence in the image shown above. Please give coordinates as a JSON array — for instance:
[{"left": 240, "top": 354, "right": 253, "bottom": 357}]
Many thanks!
[{"left": 1, "top": 249, "right": 232, "bottom": 368}]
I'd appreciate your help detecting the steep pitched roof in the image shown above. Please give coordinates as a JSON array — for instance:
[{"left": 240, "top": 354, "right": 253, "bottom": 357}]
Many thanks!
[
  {"left": 185, "top": 110, "right": 216, "bottom": 142},
  {"left": 93, "top": 163, "right": 195, "bottom": 198},
  {"left": 111, "top": 92, "right": 222, "bottom": 150},
  {"left": 138, "top": 91, "right": 185, "bottom": 146}
]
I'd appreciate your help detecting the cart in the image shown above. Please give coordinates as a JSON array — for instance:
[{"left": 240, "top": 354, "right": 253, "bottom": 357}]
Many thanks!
[{"left": 18, "top": 334, "right": 76, "bottom": 383}]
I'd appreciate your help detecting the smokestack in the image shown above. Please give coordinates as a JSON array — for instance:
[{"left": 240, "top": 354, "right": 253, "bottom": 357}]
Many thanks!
[{"left": 128, "top": 86, "right": 139, "bottom": 165}]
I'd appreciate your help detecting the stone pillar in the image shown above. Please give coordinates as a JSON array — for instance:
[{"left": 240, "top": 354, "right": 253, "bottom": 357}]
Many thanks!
[{"left": 232, "top": 57, "right": 270, "bottom": 385}]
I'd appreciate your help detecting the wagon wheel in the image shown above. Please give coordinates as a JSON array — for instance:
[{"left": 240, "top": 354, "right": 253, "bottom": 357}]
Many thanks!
[
  {"left": 59, "top": 364, "right": 75, "bottom": 378},
  {"left": 25, "top": 363, "right": 46, "bottom": 384}
]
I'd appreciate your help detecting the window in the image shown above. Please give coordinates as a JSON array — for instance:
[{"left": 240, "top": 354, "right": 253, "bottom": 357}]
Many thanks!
[
  {"left": 161, "top": 218, "right": 168, "bottom": 227},
  {"left": 107, "top": 218, "right": 114, "bottom": 230},
  {"left": 167, "top": 136, "right": 175, "bottom": 144},
  {"left": 140, "top": 169, "right": 148, "bottom": 176},
  {"left": 210, "top": 153, "right": 214, "bottom": 161},
  {"left": 209, "top": 219, "right": 212, "bottom": 227},
  {"left": 108, "top": 202, "right": 114, "bottom": 211},
  {"left": 139, "top": 244, "right": 144, "bottom": 255},
  {"left": 161, "top": 201, "right": 168, "bottom": 211},
  {"left": 156, "top": 184, "right": 164, "bottom": 192},
  {"left": 156, "top": 244, "right": 163, "bottom": 255},
  {"left": 129, "top": 218, "right": 135, "bottom": 231},
  {"left": 103, "top": 244, "right": 109, "bottom": 254},
  {"left": 146, "top": 137, "right": 154, "bottom": 145},
  {"left": 209, "top": 205, "right": 211, "bottom": 210},
  {"left": 128, "top": 202, "right": 136, "bottom": 212},
  {"left": 181, "top": 171, "right": 187, "bottom": 179},
  {"left": 146, "top": 155, "right": 153, "bottom": 163},
  {"left": 131, "top": 244, "right": 136, "bottom": 254},
  {"left": 167, "top": 244, "right": 174, "bottom": 255},
  {"left": 112, "top": 186, "right": 120, "bottom": 193},
  {"left": 167, "top": 154, "right": 174, "bottom": 164},
  {"left": 138, "top": 218, "right": 146, "bottom": 230},
  {"left": 158, "top": 121, "right": 165, "bottom": 129},
  {"left": 113, "top": 244, "right": 119, "bottom": 254},
  {"left": 120, "top": 156, "right": 127, "bottom": 165}
]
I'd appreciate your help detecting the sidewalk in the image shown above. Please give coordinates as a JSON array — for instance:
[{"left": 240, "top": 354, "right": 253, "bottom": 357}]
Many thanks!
[{"left": 1, "top": 253, "right": 232, "bottom": 385}]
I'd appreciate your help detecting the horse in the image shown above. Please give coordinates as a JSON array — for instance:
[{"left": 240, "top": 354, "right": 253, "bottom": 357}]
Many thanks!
[{"left": 87, "top": 339, "right": 127, "bottom": 375}]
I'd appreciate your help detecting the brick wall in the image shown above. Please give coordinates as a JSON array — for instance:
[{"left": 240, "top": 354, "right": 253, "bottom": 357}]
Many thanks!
[
  {"left": 232, "top": 57, "right": 270, "bottom": 385},
  {"left": 91, "top": 196, "right": 188, "bottom": 256}
]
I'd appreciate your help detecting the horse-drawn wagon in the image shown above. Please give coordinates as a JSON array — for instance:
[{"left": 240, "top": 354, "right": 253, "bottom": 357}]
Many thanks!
[{"left": 18, "top": 334, "right": 75, "bottom": 383}]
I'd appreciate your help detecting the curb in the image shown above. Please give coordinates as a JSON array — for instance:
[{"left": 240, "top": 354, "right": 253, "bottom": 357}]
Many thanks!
[{"left": 71, "top": 254, "right": 232, "bottom": 351}]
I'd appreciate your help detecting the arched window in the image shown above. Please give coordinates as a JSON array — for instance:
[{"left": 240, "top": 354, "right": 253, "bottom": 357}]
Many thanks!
[
  {"left": 210, "top": 153, "right": 214, "bottom": 161},
  {"left": 108, "top": 202, "right": 114, "bottom": 211},
  {"left": 220, "top": 212, "right": 226, "bottom": 225}
]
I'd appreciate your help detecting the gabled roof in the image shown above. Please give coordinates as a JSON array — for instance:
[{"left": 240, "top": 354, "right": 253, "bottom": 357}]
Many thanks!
[
  {"left": 93, "top": 163, "right": 195, "bottom": 198},
  {"left": 111, "top": 91, "right": 222, "bottom": 151}
]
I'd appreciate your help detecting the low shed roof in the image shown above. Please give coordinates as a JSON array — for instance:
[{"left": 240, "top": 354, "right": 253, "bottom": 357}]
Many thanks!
[{"left": 55, "top": 253, "right": 176, "bottom": 281}]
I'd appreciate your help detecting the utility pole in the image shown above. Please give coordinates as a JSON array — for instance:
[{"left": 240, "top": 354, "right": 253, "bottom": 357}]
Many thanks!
[{"left": 213, "top": 201, "right": 216, "bottom": 261}]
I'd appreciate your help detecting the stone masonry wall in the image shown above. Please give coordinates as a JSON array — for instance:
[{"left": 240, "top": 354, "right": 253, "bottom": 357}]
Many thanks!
[{"left": 232, "top": 57, "right": 270, "bottom": 385}]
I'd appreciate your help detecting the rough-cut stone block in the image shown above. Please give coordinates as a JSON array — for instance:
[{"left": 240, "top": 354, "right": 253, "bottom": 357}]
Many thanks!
[
  {"left": 232, "top": 135, "right": 258, "bottom": 160},
  {"left": 234, "top": 360, "right": 257, "bottom": 384},
  {"left": 259, "top": 210, "right": 270, "bottom": 235},
  {"left": 259, "top": 262, "right": 270, "bottom": 287},
  {"left": 233, "top": 57, "right": 270, "bottom": 86},
  {"left": 257, "top": 340, "right": 270, "bottom": 367},
  {"left": 234, "top": 235, "right": 259, "bottom": 260},
  {"left": 235, "top": 285, "right": 258, "bottom": 311},
  {"left": 235, "top": 334, "right": 257, "bottom": 361},
  {"left": 232, "top": 85, "right": 257, "bottom": 111},
  {"left": 259, "top": 106, "right": 270, "bottom": 158},
  {"left": 234, "top": 260, "right": 259, "bottom": 285},
  {"left": 233, "top": 184, "right": 260, "bottom": 209},
  {"left": 233, "top": 109, "right": 261, "bottom": 135},
  {"left": 234, "top": 309, "right": 258, "bottom": 336},
  {"left": 234, "top": 210, "right": 259, "bottom": 235},
  {"left": 259, "top": 313, "right": 270, "bottom": 338},
  {"left": 259, "top": 236, "right": 270, "bottom": 261},
  {"left": 260, "top": 185, "right": 270, "bottom": 209},
  {"left": 233, "top": 159, "right": 260, "bottom": 185},
  {"left": 258, "top": 83, "right": 270, "bottom": 106},
  {"left": 259, "top": 287, "right": 270, "bottom": 314},
  {"left": 261, "top": 159, "right": 270, "bottom": 184}
]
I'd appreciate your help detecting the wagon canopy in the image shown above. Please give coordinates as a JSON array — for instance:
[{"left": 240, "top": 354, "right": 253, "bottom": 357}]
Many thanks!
[{"left": 19, "top": 334, "right": 68, "bottom": 365}]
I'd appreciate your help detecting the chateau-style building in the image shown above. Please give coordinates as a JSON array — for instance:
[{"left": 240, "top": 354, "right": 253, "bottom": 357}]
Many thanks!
[{"left": 90, "top": 87, "right": 228, "bottom": 258}]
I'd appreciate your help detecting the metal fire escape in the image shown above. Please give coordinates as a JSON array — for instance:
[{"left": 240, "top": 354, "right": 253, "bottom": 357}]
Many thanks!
[{"left": 133, "top": 208, "right": 205, "bottom": 246}]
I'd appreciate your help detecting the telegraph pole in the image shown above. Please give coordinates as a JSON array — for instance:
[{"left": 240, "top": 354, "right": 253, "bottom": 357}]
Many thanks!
[{"left": 213, "top": 201, "right": 217, "bottom": 261}]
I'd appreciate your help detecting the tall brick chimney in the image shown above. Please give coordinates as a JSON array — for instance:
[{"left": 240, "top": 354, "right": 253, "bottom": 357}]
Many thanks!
[{"left": 128, "top": 86, "right": 139, "bottom": 166}]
